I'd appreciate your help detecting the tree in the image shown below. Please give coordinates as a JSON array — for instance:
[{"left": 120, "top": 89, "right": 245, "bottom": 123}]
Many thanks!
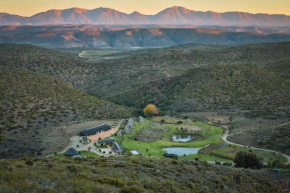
[
  {"left": 143, "top": 104, "right": 159, "bottom": 116},
  {"left": 234, "top": 151, "right": 262, "bottom": 170}
]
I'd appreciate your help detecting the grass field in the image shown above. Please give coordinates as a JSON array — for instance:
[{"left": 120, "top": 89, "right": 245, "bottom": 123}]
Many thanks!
[
  {"left": 113, "top": 117, "right": 287, "bottom": 163},
  {"left": 113, "top": 119, "right": 224, "bottom": 160},
  {"left": 79, "top": 50, "right": 122, "bottom": 60}
]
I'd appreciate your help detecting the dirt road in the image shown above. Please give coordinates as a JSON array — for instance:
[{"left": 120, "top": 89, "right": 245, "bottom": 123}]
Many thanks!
[{"left": 221, "top": 126, "right": 290, "bottom": 164}]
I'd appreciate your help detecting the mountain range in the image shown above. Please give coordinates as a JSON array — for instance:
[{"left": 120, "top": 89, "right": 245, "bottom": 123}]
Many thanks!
[
  {"left": 1, "top": 25, "right": 290, "bottom": 48},
  {"left": 1, "top": 6, "right": 290, "bottom": 26}
]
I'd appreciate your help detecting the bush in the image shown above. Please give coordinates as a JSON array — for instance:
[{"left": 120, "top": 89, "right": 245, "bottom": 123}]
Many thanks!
[
  {"left": 234, "top": 151, "right": 262, "bottom": 169},
  {"left": 25, "top": 159, "right": 34, "bottom": 166},
  {"left": 143, "top": 162, "right": 155, "bottom": 168},
  {"left": 120, "top": 186, "right": 145, "bottom": 193},
  {"left": 97, "top": 177, "right": 126, "bottom": 188}
]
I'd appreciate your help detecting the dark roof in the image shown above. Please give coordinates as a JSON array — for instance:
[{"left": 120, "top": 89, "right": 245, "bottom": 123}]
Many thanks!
[
  {"left": 64, "top": 148, "right": 79, "bottom": 156},
  {"left": 97, "top": 138, "right": 116, "bottom": 145},
  {"left": 163, "top": 153, "right": 177, "bottom": 158},
  {"left": 82, "top": 136, "right": 88, "bottom": 142},
  {"left": 79, "top": 124, "right": 111, "bottom": 136},
  {"left": 112, "top": 142, "right": 125, "bottom": 152}
]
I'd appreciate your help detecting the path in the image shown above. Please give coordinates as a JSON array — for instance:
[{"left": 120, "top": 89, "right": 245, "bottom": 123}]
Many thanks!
[{"left": 221, "top": 126, "right": 290, "bottom": 164}]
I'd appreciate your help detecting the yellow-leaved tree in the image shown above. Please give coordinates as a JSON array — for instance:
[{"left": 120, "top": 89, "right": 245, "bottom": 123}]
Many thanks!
[{"left": 143, "top": 104, "right": 159, "bottom": 116}]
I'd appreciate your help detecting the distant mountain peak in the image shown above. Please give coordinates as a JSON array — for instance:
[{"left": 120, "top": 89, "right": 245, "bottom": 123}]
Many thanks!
[{"left": 0, "top": 6, "right": 290, "bottom": 26}]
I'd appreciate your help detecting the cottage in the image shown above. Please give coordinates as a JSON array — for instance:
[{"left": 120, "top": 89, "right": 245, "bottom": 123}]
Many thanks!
[
  {"left": 127, "top": 118, "right": 134, "bottom": 128},
  {"left": 124, "top": 125, "right": 133, "bottom": 133},
  {"left": 163, "top": 152, "right": 177, "bottom": 158},
  {"left": 79, "top": 124, "right": 111, "bottom": 136},
  {"left": 64, "top": 148, "right": 80, "bottom": 157},
  {"left": 96, "top": 138, "right": 116, "bottom": 146},
  {"left": 138, "top": 116, "right": 144, "bottom": 123},
  {"left": 117, "top": 130, "right": 125, "bottom": 136},
  {"left": 112, "top": 142, "right": 125, "bottom": 155},
  {"left": 82, "top": 136, "right": 88, "bottom": 143}
]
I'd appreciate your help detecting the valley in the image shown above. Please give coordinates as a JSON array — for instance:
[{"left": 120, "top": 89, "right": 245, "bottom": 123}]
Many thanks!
[{"left": 1, "top": 40, "right": 290, "bottom": 192}]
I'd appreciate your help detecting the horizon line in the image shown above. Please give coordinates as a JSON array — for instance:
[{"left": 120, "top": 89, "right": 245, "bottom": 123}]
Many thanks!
[{"left": 1, "top": 6, "right": 290, "bottom": 17}]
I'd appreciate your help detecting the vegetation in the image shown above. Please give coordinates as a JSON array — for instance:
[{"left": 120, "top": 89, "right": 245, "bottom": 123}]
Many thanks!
[
  {"left": 143, "top": 104, "right": 159, "bottom": 116},
  {"left": 199, "top": 143, "right": 286, "bottom": 164},
  {"left": 0, "top": 157, "right": 287, "bottom": 193},
  {"left": 0, "top": 67, "right": 134, "bottom": 158},
  {"left": 114, "top": 64, "right": 290, "bottom": 115},
  {"left": 228, "top": 121, "right": 290, "bottom": 155},
  {"left": 114, "top": 120, "right": 224, "bottom": 159},
  {"left": 234, "top": 151, "right": 263, "bottom": 170}
]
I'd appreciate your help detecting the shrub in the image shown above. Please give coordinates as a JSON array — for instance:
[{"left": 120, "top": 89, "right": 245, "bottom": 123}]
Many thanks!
[
  {"left": 172, "top": 160, "right": 178, "bottom": 165},
  {"left": 25, "top": 159, "right": 34, "bottom": 166},
  {"left": 97, "top": 177, "right": 126, "bottom": 188},
  {"left": 131, "top": 160, "right": 139, "bottom": 165},
  {"left": 120, "top": 186, "right": 145, "bottom": 193},
  {"left": 234, "top": 151, "right": 262, "bottom": 169},
  {"left": 143, "top": 162, "right": 155, "bottom": 168}
]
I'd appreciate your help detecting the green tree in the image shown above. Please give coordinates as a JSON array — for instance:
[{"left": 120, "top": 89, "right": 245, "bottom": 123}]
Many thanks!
[{"left": 234, "top": 151, "right": 262, "bottom": 170}]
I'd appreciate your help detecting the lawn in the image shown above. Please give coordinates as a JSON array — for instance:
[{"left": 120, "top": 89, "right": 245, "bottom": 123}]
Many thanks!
[
  {"left": 79, "top": 50, "right": 122, "bottom": 58},
  {"left": 113, "top": 119, "right": 224, "bottom": 160},
  {"left": 113, "top": 118, "right": 287, "bottom": 163}
]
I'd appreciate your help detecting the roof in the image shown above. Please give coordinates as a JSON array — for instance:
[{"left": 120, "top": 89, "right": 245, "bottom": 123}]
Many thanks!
[
  {"left": 112, "top": 142, "right": 125, "bottom": 152},
  {"left": 118, "top": 130, "right": 125, "bottom": 135},
  {"left": 163, "top": 153, "right": 177, "bottom": 158},
  {"left": 97, "top": 138, "right": 116, "bottom": 145},
  {"left": 82, "top": 136, "right": 88, "bottom": 142},
  {"left": 79, "top": 124, "right": 111, "bottom": 136},
  {"left": 64, "top": 148, "right": 79, "bottom": 156}
]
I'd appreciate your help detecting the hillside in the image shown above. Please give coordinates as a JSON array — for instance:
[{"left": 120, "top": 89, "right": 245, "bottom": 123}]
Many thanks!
[
  {"left": 1, "top": 43, "right": 290, "bottom": 101},
  {"left": 1, "top": 6, "right": 290, "bottom": 26},
  {"left": 0, "top": 67, "right": 134, "bottom": 158},
  {"left": 0, "top": 43, "right": 103, "bottom": 93},
  {"left": 86, "top": 42, "right": 290, "bottom": 98},
  {"left": 112, "top": 64, "right": 290, "bottom": 114},
  {"left": 0, "top": 157, "right": 289, "bottom": 192},
  {"left": 1, "top": 26, "right": 290, "bottom": 48}
]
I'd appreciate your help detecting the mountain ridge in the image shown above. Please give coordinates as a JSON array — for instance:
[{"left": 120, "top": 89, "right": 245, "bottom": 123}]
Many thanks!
[{"left": 1, "top": 6, "right": 290, "bottom": 26}]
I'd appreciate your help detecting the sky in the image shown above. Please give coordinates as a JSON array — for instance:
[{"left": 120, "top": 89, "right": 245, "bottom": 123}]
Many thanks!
[{"left": 1, "top": 0, "right": 290, "bottom": 16}]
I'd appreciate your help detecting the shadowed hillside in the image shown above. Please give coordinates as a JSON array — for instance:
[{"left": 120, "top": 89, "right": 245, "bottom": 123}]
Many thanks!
[
  {"left": 1, "top": 42, "right": 290, "bottom": 101},
  {"left": 112, "top": 64, "right": 290, "bottom": 114},
  {"left": 0, "top": 67, "right": 134, "bottom": 158}
]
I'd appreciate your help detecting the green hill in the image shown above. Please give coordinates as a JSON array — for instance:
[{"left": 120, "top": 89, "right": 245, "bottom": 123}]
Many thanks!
[
  {"left": 0, "top": 43, "right": 102, "bottom": 93},
  {"left": 113, "top": 64, "right": 290, "bottom": 115},
  {"left": 0, "top": 67, "right": 134, "bottom": 158},
  {"left": 1, "top": 42, "right": 290, "bottom": 100}
]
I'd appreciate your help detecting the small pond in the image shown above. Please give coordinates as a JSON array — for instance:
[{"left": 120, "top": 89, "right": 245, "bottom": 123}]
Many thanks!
[
  {"left": 172, "top": 135, "right": 194, "bottom": 142},
  {"left": 163, "top": 145, "right": 209, "bottom": 156},
  {"left": 130, "top": 150, "right": 139, "bottom": 155}
]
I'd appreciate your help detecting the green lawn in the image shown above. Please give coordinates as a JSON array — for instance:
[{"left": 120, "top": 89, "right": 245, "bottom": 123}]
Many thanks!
[
  {"left": 80, "top": 50, "right": 121, "bottom": 58},
  {"left": 113, "top": 120, "right": 224, "bottom": 160},
  {"left": 113, "top": 118, "right": 287, "bottom": 163}
]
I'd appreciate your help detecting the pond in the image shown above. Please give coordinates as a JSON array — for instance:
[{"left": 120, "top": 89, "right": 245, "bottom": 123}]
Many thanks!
[
  {"left": 162, "top": 145, "right": 209, "bottom": 156},
  {"left": 130, "top": 150, "right": 140, "bottom": 155},
  {"left": 172, "top": 135, "right": 194, "bottom": 142}
]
